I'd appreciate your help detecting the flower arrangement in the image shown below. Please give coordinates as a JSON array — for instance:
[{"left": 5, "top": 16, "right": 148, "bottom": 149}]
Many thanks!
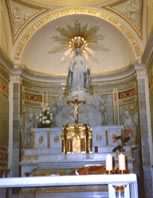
[{"left": 37, "top": 106, "right": 53, "bottom": 128}]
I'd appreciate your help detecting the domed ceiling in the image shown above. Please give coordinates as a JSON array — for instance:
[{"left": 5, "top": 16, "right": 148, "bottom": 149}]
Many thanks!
[
  {"left": 22, "top": 14, "right": 135, "bottom": 76},
  {"left": 15, "top": 0, "right": 123, "bottom": 8}
]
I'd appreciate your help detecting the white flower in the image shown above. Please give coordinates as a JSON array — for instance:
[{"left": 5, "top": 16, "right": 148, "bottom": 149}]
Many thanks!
[
  {"left": 46, "top": 120, "right": 50, "bottom": 124},
  {"left": 43, "top": 116, "right": 47, "bottom": 120}
]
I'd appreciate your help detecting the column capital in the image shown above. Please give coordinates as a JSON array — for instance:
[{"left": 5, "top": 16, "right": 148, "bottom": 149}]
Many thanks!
[
  {"left": 134, "top": 63, "right": 147, "bottom": 79},
  {"left": 10, "top": 67, "right": 23, "bottom": 84}
]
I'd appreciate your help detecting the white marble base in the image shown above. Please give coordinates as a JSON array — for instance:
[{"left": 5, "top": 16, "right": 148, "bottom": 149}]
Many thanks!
[{"left": 21, "top": 125, "right": 134, "bottom": 176}]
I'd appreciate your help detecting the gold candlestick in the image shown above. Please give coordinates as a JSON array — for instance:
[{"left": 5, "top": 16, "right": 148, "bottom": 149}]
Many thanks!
[{"left": 113, "top": 185, "right": 127, "bottom": 198}]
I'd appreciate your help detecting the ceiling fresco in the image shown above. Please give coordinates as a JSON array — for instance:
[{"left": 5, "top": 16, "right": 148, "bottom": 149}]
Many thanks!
[
  {"left": 22, "top": 15, "right": 135, "bottom": 76},
  {"left": 5, "top": 0, "right": 146, "bottom": 76},
  {"left": 8, "top": 0, "right": 45, "bottom": 41},
  {"left": 8, "top": 0, "right": 143, "bottom": 40},
  {"left": 108, "top": 0, "right": 143, "bottom": 36}
]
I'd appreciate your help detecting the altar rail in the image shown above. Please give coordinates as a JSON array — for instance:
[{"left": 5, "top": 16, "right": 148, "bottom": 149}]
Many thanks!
[{"left": 0, "top": 174, "right": 138, "bottom": 198}]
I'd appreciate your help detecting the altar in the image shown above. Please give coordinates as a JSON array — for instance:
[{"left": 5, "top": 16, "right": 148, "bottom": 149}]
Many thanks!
[
  {"left": 31, "top": 125, "right": 123, "bottom": 152},
  {"left": 21, "top": 125, "right": 133, "bottom": 176},
  {"left": 21, "top": 39, "right": 134, "bottom": 178}
]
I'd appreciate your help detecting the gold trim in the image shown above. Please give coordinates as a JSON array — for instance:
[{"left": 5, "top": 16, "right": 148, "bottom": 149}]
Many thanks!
[
  {"left": 7, "top": 0, "right": 47, "bottom": 43},
  {"left": 107, "top": 0, "right": 144, "bottom": 39},
  {"left": 13, "top": 7, "right": 143, "bottom": 63},
  {"left": 13, "top": 0, "right": 46, "bottom": 9},
  {"left": 106, "top": 6, "right": 143, "bottom": 39},
  {"left": 15, "top": 0, "right": 125, "bottom": 8},
  {"left": 5, "top": 0, "right": 14, "bottom": 43},
  {"left": 21, "top": 63, "right": 135, "bottom": 80},
  {"left": 14, "top": 10, "right": 47, "bottom": 42}
]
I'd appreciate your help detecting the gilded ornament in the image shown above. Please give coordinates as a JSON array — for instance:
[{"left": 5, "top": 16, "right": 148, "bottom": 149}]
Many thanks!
[
  {"left": 108, "top": 0, "right": 143, "bottom": 37},
  {"left": 13, "top": 7, "right": 143, "bottom": 62},
  {"left": 49, "top": 20, "right": 104, "bottom": 59}
]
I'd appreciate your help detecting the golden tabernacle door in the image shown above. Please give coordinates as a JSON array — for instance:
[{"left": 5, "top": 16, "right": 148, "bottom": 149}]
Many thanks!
[
  {"left": 61, "top": 123, "right": 92, "bottom": 154},
  {"left": 72, "top": 135, "right": 81, "bottom": 153}
]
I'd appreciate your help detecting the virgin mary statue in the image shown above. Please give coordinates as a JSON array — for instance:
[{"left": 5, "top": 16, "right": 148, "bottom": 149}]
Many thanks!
[
  {"left": 67, "top": 48, "right": 90, "bottom": 96},
  {"left": 54, "top": 48, "right": 104, "bottom": 127}
]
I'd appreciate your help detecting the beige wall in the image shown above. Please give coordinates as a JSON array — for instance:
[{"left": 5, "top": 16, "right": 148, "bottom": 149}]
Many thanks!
[
  {"left": 0, "top": 63, "right": 9, "bottom": 171},
  {"left": 0, "top": 65, "right": 9, "bottom": 145},
  {"left": 147, "top": 0, "right": 153, "bottom": 37},
  {"left": 148, "top": 58, "right": 153, "bottom": 144},
  {"left": 0, "top": 0, "right": 12, "bottom": 56}
]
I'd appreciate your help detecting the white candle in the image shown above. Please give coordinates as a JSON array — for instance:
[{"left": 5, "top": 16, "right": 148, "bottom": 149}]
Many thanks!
[
  {"left": 118, "top": 153, "right": 126, "bottom": 171},
  {"left": 106, "top": 154, "right": 113, "bottom": 171}
]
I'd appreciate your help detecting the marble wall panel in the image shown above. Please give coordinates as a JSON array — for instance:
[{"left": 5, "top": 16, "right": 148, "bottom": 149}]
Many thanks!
[
  {"left": 119, "top": 86, "right": 139, "bottom": 144},
  {"left": 21, "top": 77, "right": 138, "bottom": 146},
  {"left": 148, "top": 61, "right": 153, "bottom": 144},
  {"left": 0, "top": 64, "right": 9, "bottom": 171}
]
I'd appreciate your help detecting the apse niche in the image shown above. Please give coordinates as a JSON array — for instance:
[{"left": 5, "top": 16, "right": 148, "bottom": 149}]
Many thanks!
[
  {"left": 21, "top": 13, "right": 138, "bottom": 179},
  {"left": 22, "top": 14, "right": 135, "bottom": 76}
]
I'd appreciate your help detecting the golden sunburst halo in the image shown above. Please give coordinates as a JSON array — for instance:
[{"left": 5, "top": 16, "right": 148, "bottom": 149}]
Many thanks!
[
  {"left": 68, "top": 36, "right": 88, "bottom": 50},
  {"left": 49, "top": 20, "right": 104, "bottom": 60}
]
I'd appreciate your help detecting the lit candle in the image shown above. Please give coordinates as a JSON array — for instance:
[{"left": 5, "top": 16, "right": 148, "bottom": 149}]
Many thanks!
[
  {"left": 118, "top": 153, "right": 126, "bottom": 171},
  {"left": 106, "top": 154, "right": 113, "bottom": 172}
]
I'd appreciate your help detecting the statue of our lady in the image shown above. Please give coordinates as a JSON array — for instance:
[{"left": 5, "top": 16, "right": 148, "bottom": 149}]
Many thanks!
[
  {"left": 54, "top": 48, "right": 103, "bottom": 127},
  {"left": 67, "top": 48, "right": 90, "bottom": 96}
]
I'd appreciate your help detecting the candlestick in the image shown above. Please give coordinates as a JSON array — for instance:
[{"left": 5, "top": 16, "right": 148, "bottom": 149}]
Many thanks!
[
  {"left": 106, "top": 154, "right": 113, "bottom": 173},
  {"left": 113, "top": 185, "right": 126, "bottom": 198},
  {"left": 118, "top": 153, "right": 126, "bottom": 172}
]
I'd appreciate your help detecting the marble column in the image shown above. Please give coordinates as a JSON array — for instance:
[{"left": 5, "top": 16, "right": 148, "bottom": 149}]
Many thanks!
[
  {"left": 135, "top": 64, "right": 153, "bottom": 198},
  {"left": 8, "top": 70, "right": 22, "bottom": 177}
]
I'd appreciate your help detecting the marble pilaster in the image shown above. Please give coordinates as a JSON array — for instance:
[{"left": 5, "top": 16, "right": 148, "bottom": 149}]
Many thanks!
[
  {"left": 112, "top": 88, "right": 120, "bottom": 124},
  {"left": 8, "top": 69, "right": 22, "bottom": 177},
  {"left": 135, "top": 64, "right": 153, "bottom": 198}
]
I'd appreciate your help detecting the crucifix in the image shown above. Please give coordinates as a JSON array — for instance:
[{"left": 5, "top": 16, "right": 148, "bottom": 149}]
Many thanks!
[{"left": 67, "top": 98, "right": 85, "bottom": 123}]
